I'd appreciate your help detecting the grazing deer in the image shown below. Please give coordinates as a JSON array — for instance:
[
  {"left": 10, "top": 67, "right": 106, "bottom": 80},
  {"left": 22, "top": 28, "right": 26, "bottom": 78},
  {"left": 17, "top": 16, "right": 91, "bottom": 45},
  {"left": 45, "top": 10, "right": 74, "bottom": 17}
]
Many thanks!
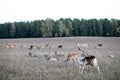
[
  {"left": 44, "top": 54, "right": 58, "bottom": 61},
  {"left": 77, "top": 43, "right": 88, "bottom": 48},
  {"left": 54, "top": 51, "right": 65, "bottom": 57},
  {"left": 108, "top": 54, "right": 115, "bottom": 58},
  {"left": 77, "top": 55, "right": 100, "bottom": 74},
  {"left": 28, "top": 52, "right": 37, "bottom": 57},
  {"left": 29, "top": 45, "right": 40, "bottom": 50},
  {"left": 6, "top": 44, "right": 18, "bottom": 48},
  {"left": 95, "top": 43, "right": 103, "bottom": 48},
  {"left": 21, "top": 44, "right": 26, "bottom": 48},
  {"left": 65, "top": 53, "right": 78, "bottom": 62},
  {"left": 97, "top": 43, "right": 102, "bottom": 47},
  {"left": 43, "top": 43, "right": 53, "bottom": 49},
  {"left": 58, "top": 45, "right": 63, "bottom": 49}
]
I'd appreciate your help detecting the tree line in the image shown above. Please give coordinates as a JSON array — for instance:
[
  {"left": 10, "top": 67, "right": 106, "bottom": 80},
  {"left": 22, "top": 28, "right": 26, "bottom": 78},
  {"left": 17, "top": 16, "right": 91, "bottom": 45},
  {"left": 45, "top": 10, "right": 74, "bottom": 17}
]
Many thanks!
[{"left": 0, "top": 18, "right": 120, "bottom": 38}]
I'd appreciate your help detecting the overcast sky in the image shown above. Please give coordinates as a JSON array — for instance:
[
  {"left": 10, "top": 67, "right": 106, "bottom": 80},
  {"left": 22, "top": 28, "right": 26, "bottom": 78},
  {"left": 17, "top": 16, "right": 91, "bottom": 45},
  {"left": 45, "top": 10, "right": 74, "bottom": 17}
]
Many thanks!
[{"left": 0, "top": 0, "right": 120, "bottom": 23}]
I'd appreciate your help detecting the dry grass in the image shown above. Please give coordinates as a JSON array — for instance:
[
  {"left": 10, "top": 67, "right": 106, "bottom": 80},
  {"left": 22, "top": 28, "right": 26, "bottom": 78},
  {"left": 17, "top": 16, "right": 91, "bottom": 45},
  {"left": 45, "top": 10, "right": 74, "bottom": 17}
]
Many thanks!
[{"left": 0, "top": 37, "right": 120, "bottom": 80}]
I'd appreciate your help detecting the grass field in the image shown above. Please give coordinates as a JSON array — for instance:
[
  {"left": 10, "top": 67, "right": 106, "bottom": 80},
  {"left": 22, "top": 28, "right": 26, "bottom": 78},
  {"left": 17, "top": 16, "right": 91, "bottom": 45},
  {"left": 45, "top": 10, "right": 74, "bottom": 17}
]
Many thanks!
[{"left": 0, "top": 37, "right": 120, "bottom": 80}]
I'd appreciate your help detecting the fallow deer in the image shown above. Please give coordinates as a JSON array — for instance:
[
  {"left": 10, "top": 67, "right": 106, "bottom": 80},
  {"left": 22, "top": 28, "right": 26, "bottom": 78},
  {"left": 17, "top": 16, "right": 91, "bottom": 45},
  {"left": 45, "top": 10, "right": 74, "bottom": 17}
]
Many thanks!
[
  {"left": 21, "top": 44, "right": 26, "bottom": 48},
  {"left": 77, "top": 55, "right": 100, "bottom": 74},
  {"left": 97, "top": 43, "right": 102, "bottom": 47},
  {"left": 44, "top": 54, "right": 58, "bottom": 61},
  {"left": 29, "top": 45, "right": 40, "bottom": 50},
  {"left": 58, "top": 45, "right": 63, "bottom": 49},
  {"left": 65, "top": 53, "right": 78, "bottom": 62},
  {"left": 28, "top": 52, "right": 38, "bottom": 57},
  {"left": 77, "top": 43, "right": 100, "bottom": 74},
  {"left": 54, "top": 51, "right": 65, "bottom": 57},
  {"left": 43, "top": 43, "right": 53, "bottom": 49},
  {"left": 6, "top": 44, "right": 18, "bottom": 48}
]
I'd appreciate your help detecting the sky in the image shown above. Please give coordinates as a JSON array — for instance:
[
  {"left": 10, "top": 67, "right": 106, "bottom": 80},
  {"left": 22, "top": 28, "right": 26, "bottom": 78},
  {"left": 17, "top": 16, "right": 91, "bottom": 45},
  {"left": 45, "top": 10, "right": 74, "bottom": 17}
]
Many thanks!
[{"left": 0, "top": 0, "right": 120, "bottom": 23}]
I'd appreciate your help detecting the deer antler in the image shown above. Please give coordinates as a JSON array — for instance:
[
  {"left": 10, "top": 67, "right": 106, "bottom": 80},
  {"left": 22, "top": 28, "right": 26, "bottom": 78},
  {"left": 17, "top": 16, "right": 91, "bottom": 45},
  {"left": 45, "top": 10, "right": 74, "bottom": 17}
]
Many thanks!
[{"left": 77, "top": 43, "right": 88, "bottom": 56}]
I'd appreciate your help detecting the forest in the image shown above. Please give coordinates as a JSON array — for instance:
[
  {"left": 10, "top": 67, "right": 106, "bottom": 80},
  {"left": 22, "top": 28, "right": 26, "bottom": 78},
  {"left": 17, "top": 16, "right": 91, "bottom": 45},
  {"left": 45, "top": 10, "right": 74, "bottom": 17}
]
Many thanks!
[{"left": 0, "top": 18, "right": 120, "bottom": 38}]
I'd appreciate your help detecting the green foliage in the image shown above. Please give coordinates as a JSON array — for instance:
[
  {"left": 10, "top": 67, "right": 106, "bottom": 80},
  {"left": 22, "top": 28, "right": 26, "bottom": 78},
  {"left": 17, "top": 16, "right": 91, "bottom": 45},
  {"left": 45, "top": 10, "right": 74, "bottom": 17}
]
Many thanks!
[
  {"left": 10, "top": 23, "right": 16, "bottom": 38},
  {"left": 0, "top": 23, "right": 10, "bottom": 38},
  {"left": 72, "top": 18, "right": 80, "bottom": 36},
  {"left": 0, "top": 18, "right": 120, "bottom": 38}
]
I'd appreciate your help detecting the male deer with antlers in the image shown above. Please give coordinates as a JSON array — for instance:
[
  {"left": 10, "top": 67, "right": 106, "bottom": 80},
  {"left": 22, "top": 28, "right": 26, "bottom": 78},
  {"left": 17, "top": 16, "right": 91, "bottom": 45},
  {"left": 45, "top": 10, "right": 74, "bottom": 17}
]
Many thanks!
[{"left": 77, "top": 43, "right": 100, "bottom": 74}]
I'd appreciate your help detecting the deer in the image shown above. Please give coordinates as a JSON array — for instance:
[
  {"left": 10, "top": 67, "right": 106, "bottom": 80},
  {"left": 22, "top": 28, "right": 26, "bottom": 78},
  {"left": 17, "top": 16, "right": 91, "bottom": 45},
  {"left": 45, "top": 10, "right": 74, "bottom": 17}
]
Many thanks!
[
  {"left": 77, "top": 43, "right": 100, "bottom": 74},
  {"left": 97, "top": 43, "right": 102, "bottom": 47},
  {"left": 6, "top": 44, "right": 18, "bottom": 48},
  {"left": 44, "top": 54, "right": 58, "bottom": 61},
  {"left": 77, "top": 43, "right": 88, "bottom": 48},
  {"left": 29, "top": 45, "right": 40, "bottom": 50},
  {"left": 58, "top": 45, "right": 63, "bottom": 49},
  {"left": 54, "top": 51, "right": 65, "bottom": 57},
  {"left": 28, "top": 52, "right": 38, "bottom": 57},
  {"left": 77, "top": 54, "right": 100, "bottom": 74},
  {"left": 43, "top": 43, "right": 53, "bottom": 49},
  {"left": 95, "top": 43, "right": 103, "bottom": 48},
  {"left": 65, "top": 52, "right": 78, "bottom": 62},
  {"left": 21, "top": 44, "right": 26, "bottom": 48}
]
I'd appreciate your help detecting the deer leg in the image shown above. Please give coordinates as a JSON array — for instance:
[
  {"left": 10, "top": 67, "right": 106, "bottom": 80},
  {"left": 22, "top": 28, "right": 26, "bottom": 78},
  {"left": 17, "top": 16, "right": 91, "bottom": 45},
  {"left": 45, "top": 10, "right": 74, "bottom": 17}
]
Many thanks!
[
  {"left": 94, "top": 63, "right": 100, "bottom": 74},
  {"left": 97, "top": 65, "right": 100, "bottom": 74},
  {"left": 93, "top": 58, "right": 100, "bottom": 74},
  {"left": 78, "top": 65, "right": 82, "bottom": 73},
  {"left": 81, "top": 62, "right": 85, "bottom": 74}
]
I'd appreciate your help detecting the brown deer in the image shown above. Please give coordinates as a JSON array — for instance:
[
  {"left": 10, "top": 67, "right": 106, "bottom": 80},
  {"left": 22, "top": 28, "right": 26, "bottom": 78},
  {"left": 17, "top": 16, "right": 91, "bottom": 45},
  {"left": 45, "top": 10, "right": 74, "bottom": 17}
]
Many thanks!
[
  {"left": 6, "top": 44, "right": 18, "bottom": 48},
  {"left": 65, "top": 52, "right": 78, "bottom": 62}
]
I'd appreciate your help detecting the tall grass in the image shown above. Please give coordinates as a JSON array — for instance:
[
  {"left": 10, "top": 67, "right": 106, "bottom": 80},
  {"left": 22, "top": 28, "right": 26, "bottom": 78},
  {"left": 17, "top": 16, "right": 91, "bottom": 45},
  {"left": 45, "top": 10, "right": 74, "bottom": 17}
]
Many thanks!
[{"left": 0, "top": 49, "right": 120, "bottom": 80}]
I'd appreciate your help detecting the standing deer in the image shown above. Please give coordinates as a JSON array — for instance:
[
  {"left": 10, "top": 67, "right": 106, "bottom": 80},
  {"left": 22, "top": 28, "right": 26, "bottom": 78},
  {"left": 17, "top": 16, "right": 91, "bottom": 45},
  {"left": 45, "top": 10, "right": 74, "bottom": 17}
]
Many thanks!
[
  {"left": 77, "top": 55, "right": 100, "bottom": 74},
  {"left": 77, "top": 43, "right": 100, "bottom": 74},
  {"left": 97, "top": 43, "right": 102, "bottom": 47}
]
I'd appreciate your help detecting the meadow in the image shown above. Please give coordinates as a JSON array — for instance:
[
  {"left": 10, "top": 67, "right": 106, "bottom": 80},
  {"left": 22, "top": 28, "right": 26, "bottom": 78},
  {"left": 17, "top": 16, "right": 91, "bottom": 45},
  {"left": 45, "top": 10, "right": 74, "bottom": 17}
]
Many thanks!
[{"left": 0, "top": 37, "right": 120, "bottom": 80}]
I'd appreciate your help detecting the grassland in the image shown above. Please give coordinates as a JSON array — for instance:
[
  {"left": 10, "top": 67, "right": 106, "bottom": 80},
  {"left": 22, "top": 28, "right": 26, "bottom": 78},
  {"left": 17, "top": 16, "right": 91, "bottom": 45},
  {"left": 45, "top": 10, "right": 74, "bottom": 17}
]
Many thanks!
[{"left": 0, "top": 37, "right": 120, "bottom": 80}]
